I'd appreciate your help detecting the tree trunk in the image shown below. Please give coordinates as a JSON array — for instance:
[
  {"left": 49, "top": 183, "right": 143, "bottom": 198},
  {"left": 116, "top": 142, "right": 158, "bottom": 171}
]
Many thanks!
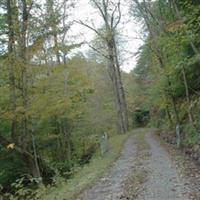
[
  {"left": 113, "top": 39, "right": 129, "bottom": 132},
  {"left": 47, "top": 0, "right": 61, "bottom": 64},
  {"left": 165, "top": 105, "right": 173, "bottom": 127},
  {"left": 19, "top": 0, "right": 42, "bottom": 178},
  {"left": 182, "top": 66, "right": 193, "bottom": 124},
  {"left": 79, "top": 0, "right": 128, "bottom": 133},
  {"left": 107, "top": 40, "right": 127, "bottom": 133},
  {"left": 7, "top": 0, "right": 17, "bottom": 141},
  {"left": 31, "top": 133, "right": 41, "bottom": 178},
  {"left": 53, "top": 33, "right": 61, "bottom": 64},
  {"left": 20, "top": 0, "right": 29, "bottom": 142}
]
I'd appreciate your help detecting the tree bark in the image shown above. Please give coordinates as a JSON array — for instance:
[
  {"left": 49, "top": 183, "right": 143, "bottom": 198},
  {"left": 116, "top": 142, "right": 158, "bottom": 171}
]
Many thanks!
[
  {"left": 18, "top": 0, "right": 41, "bottom": 178},
  {"left": 113, "top": 39, "right": 129, "bottom": 131},
  {"left": 182, "top": 66, "right": 193, "bottom": 124},
  {"left": 7, "top": 0, "right": 17, "bottom": 141},
  {"left": 107, "top": 39, "right": 128, "bottom": 133},
  {"left": 46, "top": 0, "right": 61, "bottom": 64},
  {"left": 165, "top": 105, "right": 173, "bottom": 127},
  {"left": 107, "top": 46, "right": 124, "bottom": 133}
]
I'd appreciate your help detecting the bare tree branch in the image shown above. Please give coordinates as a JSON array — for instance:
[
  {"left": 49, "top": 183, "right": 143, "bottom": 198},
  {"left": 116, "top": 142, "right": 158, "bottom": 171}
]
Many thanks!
[
  {"left": 111, "top": 3, "right": 118, "bottom": 28},
  {"left": 87, "top": 43, "right": 109, "bottom": 60},
  {"left": 113, "top": 1, "right": 121, "bottom": 29},
  {"left": 75, "top": 20, "right": 106, "bottom": 40},
  {"left": 93, "top": 0, "right": 107, "bottom": 25}
]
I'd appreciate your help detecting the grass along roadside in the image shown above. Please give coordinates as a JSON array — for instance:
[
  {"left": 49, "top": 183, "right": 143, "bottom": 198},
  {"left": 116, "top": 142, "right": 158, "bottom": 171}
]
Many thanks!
[{"left": 40, "top": 132, "right": 130, "bottom": 200}]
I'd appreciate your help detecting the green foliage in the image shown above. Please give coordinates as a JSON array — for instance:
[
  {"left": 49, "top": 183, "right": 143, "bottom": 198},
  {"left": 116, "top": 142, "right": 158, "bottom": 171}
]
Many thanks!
[
  {"left": 0, "top": 0, "right": 122, "bottom": 198},
  {"left": 129, "top": 0, "right": 200, "bottom": 149},
  {"left": 0, "top": 54, "right": 118, "bottom": 197},
  {"left": 0, "top": 151, "right": 27, "bottom": 188},
  {"left": 183, "top": 124, "right": 200, "bottom": 145}
]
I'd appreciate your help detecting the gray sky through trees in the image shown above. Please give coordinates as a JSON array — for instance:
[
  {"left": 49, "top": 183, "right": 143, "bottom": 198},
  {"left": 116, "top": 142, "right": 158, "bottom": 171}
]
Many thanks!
[
  {"left": 0, "top": 0, "right": 143, "bottom": 72},
  {"left": 71, "top": 0, "right": 143, "bottom": 72}
]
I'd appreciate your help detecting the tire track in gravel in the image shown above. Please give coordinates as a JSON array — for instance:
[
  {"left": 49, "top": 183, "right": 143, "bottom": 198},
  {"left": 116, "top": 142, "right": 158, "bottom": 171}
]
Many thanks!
[{"left": 138, "top": 132, "right": 190, "bottom": 200}]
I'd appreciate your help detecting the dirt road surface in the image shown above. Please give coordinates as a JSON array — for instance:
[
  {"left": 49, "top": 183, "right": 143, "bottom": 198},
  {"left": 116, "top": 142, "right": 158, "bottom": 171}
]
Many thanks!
[{"left": 77, "top": 130, "right": 193, "bottom": 200}]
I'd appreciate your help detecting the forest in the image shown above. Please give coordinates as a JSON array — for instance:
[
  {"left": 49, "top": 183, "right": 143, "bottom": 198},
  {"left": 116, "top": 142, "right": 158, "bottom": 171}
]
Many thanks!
[{"left": 0, "top": 0, "right": 200, "bottom": 199}]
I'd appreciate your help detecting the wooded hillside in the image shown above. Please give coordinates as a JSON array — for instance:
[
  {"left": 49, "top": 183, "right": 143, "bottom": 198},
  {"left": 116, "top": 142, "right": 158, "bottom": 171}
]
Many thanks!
[
  {"left": 0, "top": 0, "right": 199, "bottom": 199},
  {"left": 127, "top": 0, "right": 200, "bottom": 161}
]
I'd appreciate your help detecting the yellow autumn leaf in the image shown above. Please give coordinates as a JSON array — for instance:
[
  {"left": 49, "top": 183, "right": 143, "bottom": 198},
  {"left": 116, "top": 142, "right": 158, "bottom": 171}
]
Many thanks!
[{"left": 7, "top": 143, "right": 15, "bottom": 149}]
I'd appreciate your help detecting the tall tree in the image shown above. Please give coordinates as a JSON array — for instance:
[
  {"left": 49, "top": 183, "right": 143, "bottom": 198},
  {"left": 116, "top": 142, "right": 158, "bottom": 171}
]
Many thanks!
[{"left": 79, "top": 0, "right": 129, "bottom": 133}]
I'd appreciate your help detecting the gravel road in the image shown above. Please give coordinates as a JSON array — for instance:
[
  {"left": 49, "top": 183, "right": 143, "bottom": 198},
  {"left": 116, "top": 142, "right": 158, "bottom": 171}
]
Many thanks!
[
  {"left": 77, "top": 134, "right": 137, "bottom": 200},
  {"left": 77, "top": 130, "right": 191, "bottom": 200},
  {"left": 138, "top": 132, "right": 189, "bottom": 200}
]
